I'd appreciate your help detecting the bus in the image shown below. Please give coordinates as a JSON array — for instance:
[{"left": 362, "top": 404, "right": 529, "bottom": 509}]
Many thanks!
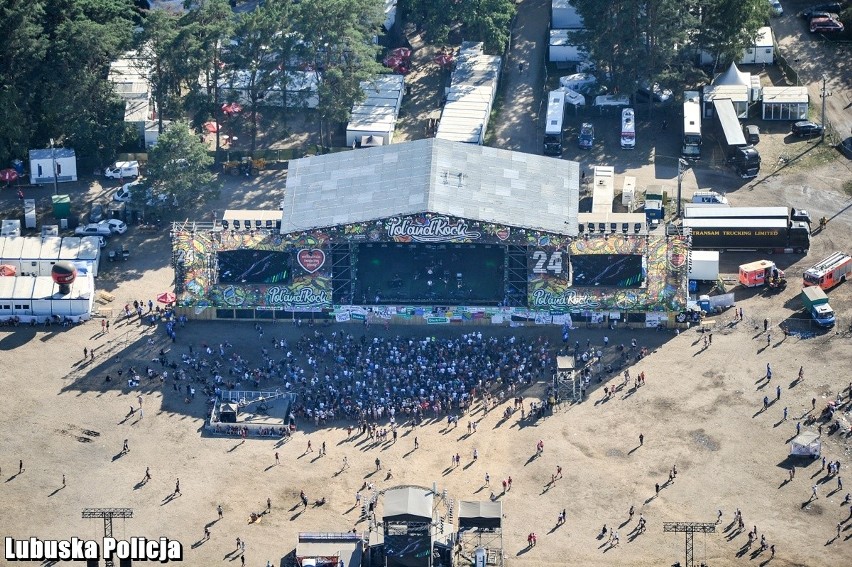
[
  {"left": 803, "top": 252, "right": 852, "bottom": 290},
  {"left": 682, "top": 91, "right": 701, "bottom": 159},
  {"left": 543, "top": 90, "right": 566, "bottom": 156}
]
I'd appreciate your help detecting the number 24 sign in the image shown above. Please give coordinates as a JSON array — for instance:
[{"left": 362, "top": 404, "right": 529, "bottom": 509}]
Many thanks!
[{"left": 531, "top": 250, "right": 565, "bottom": 275}]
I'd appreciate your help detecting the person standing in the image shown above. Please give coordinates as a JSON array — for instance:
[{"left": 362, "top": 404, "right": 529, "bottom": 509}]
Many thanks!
[
  {"left": 639, "top": 433, "right": 644, "bottom": 446},
  {"left": 275, "top": 452, "right": 280, "bottom": 465},
  {"left": 174, "top": 478, "right": 181, "bottom": 496},
  {"left": 218, "top": 504, "right": 223, "bottom": 519}
]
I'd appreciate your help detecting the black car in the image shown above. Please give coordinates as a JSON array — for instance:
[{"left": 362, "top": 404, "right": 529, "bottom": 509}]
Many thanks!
[
  {"left": 89, "top": 203, "right": 105, "bottom": 223},
  {"left": 800, "top": 3, "right": 845, "bottom": 18},
  {"left": 792, "top": 121, "right": 825, "bottom": 137}
]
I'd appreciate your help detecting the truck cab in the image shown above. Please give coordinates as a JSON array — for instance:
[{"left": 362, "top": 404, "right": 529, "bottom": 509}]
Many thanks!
[{"left": 727, "top": 146, "right": 760, "bottom": 178}]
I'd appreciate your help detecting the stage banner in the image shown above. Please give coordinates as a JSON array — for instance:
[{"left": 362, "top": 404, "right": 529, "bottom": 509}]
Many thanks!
[
  {"left": 491, "top": 314, "right": 504, "bottom": 324},
  {"left": 335, "top": 312, "right": 351, "bottom": 322},
  {"left": 427, "top": 316, "right": 450, "bottom": 324},
  {"left": 534, "top": 312, "right": 552, "bottom": 325},
  {"left": 552, "top": 313, "right": 573, "bottom": 326},
  {"left": 351, "top": 313, "right": 366, "bottom": 321}
]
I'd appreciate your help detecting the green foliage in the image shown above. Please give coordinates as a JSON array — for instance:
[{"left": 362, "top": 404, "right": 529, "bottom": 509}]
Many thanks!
[
  {"left": 146, "top": 121, "right": 219, "bottom": 208},
  {"left": 570, "top": 0, "right": 770, "bottom": 98},
  {"left": 402, "top": 0, "right": 516, "bottom": 52},
  {"left": 0, "top": 0, "right": 136, "bottom": 167}
]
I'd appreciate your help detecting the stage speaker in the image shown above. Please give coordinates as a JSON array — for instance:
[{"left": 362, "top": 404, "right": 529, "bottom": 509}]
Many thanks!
[
  {"left": 87, "top": 560, "right": 100, "bottom": 567},
  {"left": 120, "top": 558, "right": 133, "bottom": 567}
]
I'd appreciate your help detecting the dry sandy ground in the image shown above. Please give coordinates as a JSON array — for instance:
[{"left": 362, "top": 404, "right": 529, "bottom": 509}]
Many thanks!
[
  {"left": 1, "top": 151, "right": 851, "bottom": 567},
  {"left": 1, "top": 260, "right": 852, "bottom": 567}
]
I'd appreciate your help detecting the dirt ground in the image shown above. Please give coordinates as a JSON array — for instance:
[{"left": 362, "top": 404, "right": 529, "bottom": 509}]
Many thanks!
[{"left": 2, "top": 160, "right": 852, "bottom": 567}]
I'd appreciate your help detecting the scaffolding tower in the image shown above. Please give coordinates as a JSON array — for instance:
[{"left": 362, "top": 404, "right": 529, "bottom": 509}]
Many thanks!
[
  {"left": 554, "top": 355, "right": 578, "bottom": 403},
  {"left": 663, "top": 521, "right": 715, "bottom": 567},
  {"left": 82, "top": 508, "right": 133, "bottom": 567}
]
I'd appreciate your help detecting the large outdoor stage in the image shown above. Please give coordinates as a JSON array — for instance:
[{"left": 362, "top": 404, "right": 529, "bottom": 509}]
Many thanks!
[{"left": 171, "top": 213, "right": 689, "bottom": 324}]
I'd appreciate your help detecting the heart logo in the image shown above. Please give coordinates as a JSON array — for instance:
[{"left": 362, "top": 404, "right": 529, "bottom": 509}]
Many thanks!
[
  {"left": 496, "top": 228, "right": 510, "bottom": 241},
  {"left": 297, "top": 249, "right": 326, "bottom": 274}
]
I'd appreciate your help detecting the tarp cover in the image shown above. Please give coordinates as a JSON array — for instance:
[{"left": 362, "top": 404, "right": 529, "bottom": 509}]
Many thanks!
[
  {"left": 458, "top": 500, "right": 502, "bottom": 530},
  {"left": 790, "top": 432, "right": 821, "bottom": 457},
  {"left": 383, "top": 486, "right": 433, "bottom": 522}
]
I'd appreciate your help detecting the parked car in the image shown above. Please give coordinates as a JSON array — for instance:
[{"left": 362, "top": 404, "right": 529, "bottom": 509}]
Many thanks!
[
  {"left": 803, "top": 10, "right": 840, "bottom": 20},
  {"left": 104, "top": 160, "right": 139, "bottom": 179},
  {"left": 636, "top": 82, "right": 673, "bottom": 104},
  {"left": 792, "top": 121, "right": 825, "bottom": 137},
  {"left": 744, "top": 125, "right": 760, "bottom": 144},
  {"left": 75, "top": 223, "right": 112, "bottom": 237},
  {"left": 800, "top": 3, "right": 845, "bottom": 18},
  {"left": 578, "top": 123, "right": 595, "bottom": 149},
  {"left": 768, "top": 0, "right": 783, "bottom": 16},
  {"left": 89, "top": 204, "right": 105, "bottom": 223},
  {"left": 105, "top": 219, "right": 127, "bottom": 234},
  {"left": 114, "top": 180, "right": 144, "bottom": 202},
  {"left": 809, "top": 16, "right": 844, "bottom": 32}
]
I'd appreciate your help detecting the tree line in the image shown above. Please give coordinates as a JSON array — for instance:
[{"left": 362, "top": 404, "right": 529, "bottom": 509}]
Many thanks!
[{"left": 0, "top": 0, "right": 387, "bottom": 170}]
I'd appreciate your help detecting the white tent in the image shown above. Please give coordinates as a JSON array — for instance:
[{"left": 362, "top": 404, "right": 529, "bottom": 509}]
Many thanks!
[
  {"left": 789, "top": 432, "right": 821, "bottom": 457},
  {"left": 713, "top": 62, "right": 750, "bottom": 87}
]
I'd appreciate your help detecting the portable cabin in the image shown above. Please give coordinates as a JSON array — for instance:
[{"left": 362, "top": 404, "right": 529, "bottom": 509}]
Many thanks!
[
  {"left": 19, "top": 238, "right": 43, "bottom": 277},
  {"left": 39, "top": 236, "right": 63, "bottom": 276},
  {"left": 11, "top": 276, "right": 36, "bottom": 317}
]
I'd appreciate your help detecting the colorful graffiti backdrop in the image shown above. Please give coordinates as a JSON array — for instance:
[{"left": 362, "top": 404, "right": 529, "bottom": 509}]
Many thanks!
[
  {"left": 173, "top": 215, "right": 688, "bottom": 313},
  {"left": 528, "top": 234, "right": 688, "bottom": 312},
  {"left": 173, "top": 229, "right": 333, "bottom": 311}
]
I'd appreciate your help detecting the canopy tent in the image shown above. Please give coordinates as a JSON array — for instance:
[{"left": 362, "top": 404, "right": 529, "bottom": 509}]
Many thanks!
[
  {"left": 383, "top": 486, "right": 433, "bottom": 522},
  {"left": 790, "top": 432, "right": 821, "bottom": 457},
  {"left": 713, "top": 62, "right": 750, "bottom": 87},
  {"left": 458, "top": 501, "right": 502, "bottom": 530}
]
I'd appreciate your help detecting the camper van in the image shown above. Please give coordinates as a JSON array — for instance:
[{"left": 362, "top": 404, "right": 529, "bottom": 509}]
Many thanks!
[
  {"left": 620, "top": 108, "right": 636, "bottom": 149},
  {"left": 543, "top": 90, "right": 566, "bottom": 156},
  {"left": 692, "top": 190, "right": 729, "bottom": 205}
]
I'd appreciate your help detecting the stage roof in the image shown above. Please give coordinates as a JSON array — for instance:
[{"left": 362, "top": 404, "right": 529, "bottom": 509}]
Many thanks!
[
  {"left": 383, "top": 486, "right": 433, "bottom": 522},
  {"left": 458, "top": 500, "right": 502, "bottom": 530},
  {"left": 282, "top": 138, "right": 580, "bottom": 236}
]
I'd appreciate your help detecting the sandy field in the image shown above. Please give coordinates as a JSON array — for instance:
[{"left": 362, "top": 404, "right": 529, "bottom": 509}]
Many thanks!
[{"left": 1, "top": 147, "right": 851, "bottom": 567}]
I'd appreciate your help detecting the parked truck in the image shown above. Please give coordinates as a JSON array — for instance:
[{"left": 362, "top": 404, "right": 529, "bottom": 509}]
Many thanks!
[
  {"left": 803, "top": 252, "right": 851, "bottom": 290},
  {"left": 682, "top": 217, "right": 810, "bottom": 253},
  {"left": 713, "top": 99, "right": 760, "bottom": 178},
  {"left": 801, "top": 286, "right": 836, "bottom": 328}
]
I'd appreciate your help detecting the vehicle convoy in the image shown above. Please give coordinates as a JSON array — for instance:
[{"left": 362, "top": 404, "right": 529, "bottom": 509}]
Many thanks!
[
  {"left": 801, "top": 286, "right": 836, "bottom": 327},
  {"left": 713, "top": 99, "right": 760, "bottom": 178},
  {"left": 543, "top": 90, "right": 566, "bottom": 156},
  {"left": 739, "top": 260, "right": 786, "bottom": 289},
  {"left": 803, "top": 252, "right": 852, "bottom": 290}
]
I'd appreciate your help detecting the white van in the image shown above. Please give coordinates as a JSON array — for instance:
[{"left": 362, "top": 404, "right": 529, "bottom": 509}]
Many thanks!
[
  {"left": 104, "top": 160, "right": 139, "bottom": 179},
  {"left": 691, "top": 190, "right": 728, "bottom": 205}
]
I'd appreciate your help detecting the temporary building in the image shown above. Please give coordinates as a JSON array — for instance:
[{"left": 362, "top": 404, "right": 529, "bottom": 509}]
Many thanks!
[
  {"left": 29, "top": 148, "right": 78, "bottom": 185},
  {"left": 77, "top": 236, "right": 102, "bottom": 278},
  {"left": 346, "top": 75, "right": 405, "bottom": 147},
  {"left": 39, "top": 236, "right": 63, "bottom": 277},
  {"left": 108, "top": 50, "right": 152, "bottom": 123},
  {"left": 436, "top": 42, "right": 501, "bottom": 145},
  {"left": 761, "top": 86, "right": 809, "bottom": 121},
  {"left": 551, "top": 0, "right": 585, "bottom": 29},
  {"left": 739, "top": 27, "right": 775, "bottom": 65},
  {"left": 19, "top": 238, "right": 42, "bottom": 277},
  {"left": 0, "top": 237, "right": 25, "bottom": 273},
  {"left": 549, "top": 29, "right": 588, "bottom": 64},
  {"left": 222, "top": 69, "right": 319, "bottom": 109},
  {"left": 789, "top": 431, "right": 821, "bottom": 457}
]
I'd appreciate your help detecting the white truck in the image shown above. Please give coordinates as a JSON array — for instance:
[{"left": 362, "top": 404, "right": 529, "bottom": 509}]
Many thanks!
[
  {"left": 104, "top": 160, "right": 139, "bottom": 179},
  {"left": 620, "top": 108, "right": 636, "bottom": 149}
]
